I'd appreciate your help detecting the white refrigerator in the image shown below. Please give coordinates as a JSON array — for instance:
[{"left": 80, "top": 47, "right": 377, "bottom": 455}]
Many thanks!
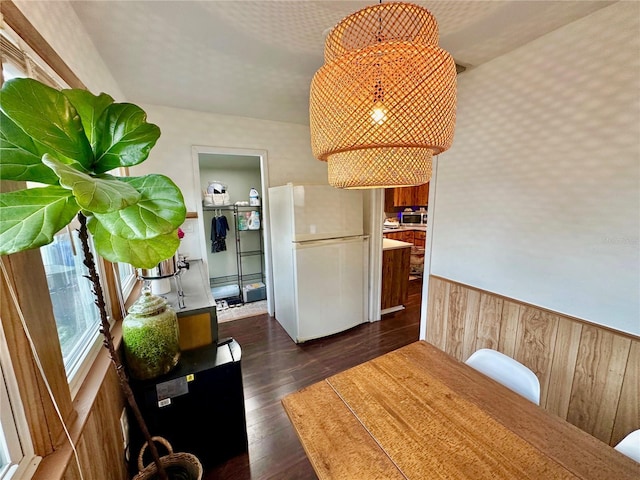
[{"left": 269, "top": 183, "right": 369, "bottom": 343}]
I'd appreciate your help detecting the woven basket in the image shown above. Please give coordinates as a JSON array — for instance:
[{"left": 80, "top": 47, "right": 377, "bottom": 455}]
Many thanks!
[{"left": 133, "top": 436, "right": 203, "bottom": 480}]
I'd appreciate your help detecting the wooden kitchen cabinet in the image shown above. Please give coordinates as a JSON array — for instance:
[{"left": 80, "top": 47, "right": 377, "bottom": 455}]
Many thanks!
[
  {"left": 394, "top": 186, "right": 417, "bottom": 207},
  {"left": 384, "top": 182, "right": 429, "bottom": 210},
  {"left": 384, "top": 231, "right": 402, "bottom": 242},
  {"left": 165, "top": 259, "right": 218, "bottom": 350},
  {"left": 414, "top": 230, "right": 426, "bottom": 247},
  {"left": 381, "top": 241, "right": 411, "bottom": 311},
  {"left": 401, "top": 230, "right": 414, "bottom": 244},
  {"left": 384, "top": 230, "right": 415, "bottom": 244}
]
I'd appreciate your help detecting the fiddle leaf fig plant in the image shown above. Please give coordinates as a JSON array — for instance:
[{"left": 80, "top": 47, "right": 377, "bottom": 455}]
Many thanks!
[
  {"left": 0, "top": 77, "right": 188, "bottom": 480},
  {"left": 0, "top": 77, "right": 185, "bottom": 265}
]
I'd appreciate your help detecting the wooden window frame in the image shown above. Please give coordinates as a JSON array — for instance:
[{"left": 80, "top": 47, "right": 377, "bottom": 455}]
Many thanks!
[
  {"left": 0, "top": 2, "right": 133, "bottom": 472},
  {"left": 0, "top": 2, "right": 84, "bottom": 89}
]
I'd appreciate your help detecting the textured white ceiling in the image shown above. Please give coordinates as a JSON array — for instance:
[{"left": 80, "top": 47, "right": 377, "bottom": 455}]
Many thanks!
[{"left": 70, "top": 1, "right": 613, "bottom": 125}]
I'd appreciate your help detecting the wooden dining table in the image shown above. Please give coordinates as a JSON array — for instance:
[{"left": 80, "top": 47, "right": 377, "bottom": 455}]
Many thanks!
[{"left": 282, "top": 341, "right": 638, "bottom": 479}]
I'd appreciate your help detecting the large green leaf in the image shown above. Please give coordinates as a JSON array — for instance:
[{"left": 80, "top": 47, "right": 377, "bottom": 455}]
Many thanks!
[
  {"left": 90, "top": 221, "right": 180, "bottom": 268},
  {"left": 93, "top": 103, "right": 160, "bottom": 173},
  {"left": 42, "top": 154, "right": 141, "bottom": 214},
  {"left": 89, "top": 174, "right": 185, "bottom": 240},
  {"left": 62, "top": 89, "right": 113, "bottom": 154},
  {"left": 0, "top": 110, "right": 60, "bottom": 184},
  {"left": 0, "top": 78, "right": 93, "bottom": 168},
  {"left": 0, "top": 186, "right": 80, "bottom": 255}
]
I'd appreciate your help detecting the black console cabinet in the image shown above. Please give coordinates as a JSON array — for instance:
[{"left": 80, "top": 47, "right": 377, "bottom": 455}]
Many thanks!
[{"left": 128, "top": 339, "right": 248, "bottom": 471}]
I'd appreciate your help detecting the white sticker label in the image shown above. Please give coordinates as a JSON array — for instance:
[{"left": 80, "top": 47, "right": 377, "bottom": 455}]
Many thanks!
[
  {"left": 156, "top": 377, "right": 189, "bottom": 401},
  {"left": 158, "top": 398, "right": 171, "bottom": 408}
]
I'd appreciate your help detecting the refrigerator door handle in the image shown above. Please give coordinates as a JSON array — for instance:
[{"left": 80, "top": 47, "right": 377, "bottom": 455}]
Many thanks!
[{"left": 294, "top": 236, "right": 364, "bottom": 248}]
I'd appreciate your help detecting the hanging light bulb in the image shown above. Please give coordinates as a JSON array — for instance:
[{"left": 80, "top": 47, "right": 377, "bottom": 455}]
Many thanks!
[
  {"left": 371, "top": 78, "right": 387, "bottom": 124},
  {"left": 310, "top": 2, "right": 457, "bottom": 189},
  {"left": 371, "top": 103, "right": 387, "bottom": 125}
]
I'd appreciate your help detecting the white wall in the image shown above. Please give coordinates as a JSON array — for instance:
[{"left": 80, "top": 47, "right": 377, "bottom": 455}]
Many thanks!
[
  {"left": 429, "top": 2, "right": 640, "bottom": 335},
  {"left": 199, "top": 166, "right": 261, "bottom": 206},
  {"left": 14, "top": 0, "right": 124, "bottom": 98},
  {"left": 130, "top": 104, "right": 328, "bottom": 212}
]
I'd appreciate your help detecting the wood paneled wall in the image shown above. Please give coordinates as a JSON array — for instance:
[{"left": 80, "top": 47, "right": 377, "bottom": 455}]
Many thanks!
[
  {"left": 426, "top": 276, "right": 639, "bottom": 446},
  {"left": 33, "top": 339, "right": 128, "bottom": 480},
  {"left": 62, "top": 366, "right": 128, "bottom": 480}
]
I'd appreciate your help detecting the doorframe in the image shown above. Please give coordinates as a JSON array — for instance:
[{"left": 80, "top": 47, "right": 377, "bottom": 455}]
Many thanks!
[
  {"left": 420, "top": 155, "right": 438, "bottom": 340},
  {"left": 191, "top": 145, "right": 274, "bottom": 316},
  {"left": 366, "top": 190, "right": 383, "bottom": 322}
]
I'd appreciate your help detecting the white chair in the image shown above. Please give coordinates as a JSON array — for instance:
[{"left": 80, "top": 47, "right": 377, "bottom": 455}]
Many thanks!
[
  {"left": 615, "top": 430, "right": 640, "bottom": 463},
  {"left": 465, "top": 348, "right": 541, "bottom": 405}
]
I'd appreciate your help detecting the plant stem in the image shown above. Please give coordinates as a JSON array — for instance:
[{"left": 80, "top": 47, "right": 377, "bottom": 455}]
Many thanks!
[{"left": 78, "top": 213, "right": 169, "bottom": 480}]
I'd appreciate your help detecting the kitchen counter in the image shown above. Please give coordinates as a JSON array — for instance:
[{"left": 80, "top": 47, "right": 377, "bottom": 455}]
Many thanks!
[
  {"left": 382, "top": 238, "right": 412, "bottom": 251},
  {"left": 157, "top": 259, "right": 218, "bottom": 350},
  {"left": 162, "top": 259, "right": 215, "bottom": 311},
  {"left": 383, "top": 227, "right": 427, "bottom": 249},
  {"left": 381, "top": 241, "right": 411, "bottom": 313},
  {"left": 383, "top": 225, "right": 426, "bottom": 234}
]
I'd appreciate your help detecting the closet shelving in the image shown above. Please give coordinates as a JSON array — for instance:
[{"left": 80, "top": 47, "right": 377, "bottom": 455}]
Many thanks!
[{"left": 205, "top": 204, "right": 264, "bottom": 304}]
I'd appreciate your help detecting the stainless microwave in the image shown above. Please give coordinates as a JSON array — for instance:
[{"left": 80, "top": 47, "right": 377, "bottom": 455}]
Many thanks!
[{"left": 400, "top": 211, "right": 427, "bottom": 224}]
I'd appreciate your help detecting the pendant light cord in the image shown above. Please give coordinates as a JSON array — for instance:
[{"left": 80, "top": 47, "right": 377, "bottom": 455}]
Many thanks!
[{"left": 0, "top": 257, "right": 85, "bottom": 480}]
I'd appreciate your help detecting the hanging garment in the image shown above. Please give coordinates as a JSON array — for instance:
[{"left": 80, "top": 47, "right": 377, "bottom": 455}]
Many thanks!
[
  {"left": 211, "top": 214, "right": 230, "bottom": 253},
  {"left": 216, "top": 215, "right": 229, "bottom": 252},
  {"left": 210, "top": 216, "right": 217, "bottom": 253}
]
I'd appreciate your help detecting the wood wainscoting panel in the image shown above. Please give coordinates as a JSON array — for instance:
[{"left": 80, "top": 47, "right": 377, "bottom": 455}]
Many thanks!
[
  {"left": 425, "top": 277, "right": 449, "bottom": 349},
  {"left": 611, "top": 341, "right": 640, "bottom": 446},
  {"left": 34, "top": 329, "right": 128, "bottom": 480},
  {"left": 62, "top": 366, "right": 127, "bottom": 480},
  {"left": 475, "top": 293, "right": 503, "bottom": 352},
  {"left": 498, "top": 300, "right": 520, "bottom": 358},
  {"left": 443, "top": 283, "right": 468, "bottom": 359},
  {"left": 546, "top": 319, "right": 582, "bottom": 418},
  {"left": 87, "top": 366, "right": 128, "bottom": 480},
  {"left": 426, "top": 275, "right": 639, "bottom": 445},
  {"left": 568, "top": 326, "right": 631, "bottom": 444},
  {"left": 514, "top": 307, "right": 560, "bottom": 408},
  {"left": 461, "top": 288, "right": 481, "bottom": 361}
]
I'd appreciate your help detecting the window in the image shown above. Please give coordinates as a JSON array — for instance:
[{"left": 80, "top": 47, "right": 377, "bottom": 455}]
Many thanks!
[
  {"left": 39, "top": 222, "right": 102, "bottom": 379},
  {"left": 0, "top": 26, "right": 61, "bottom": 88},
  {"left": 0, "top": 337, "right": 40, "bottom": 480},
  {"left": 0, "top": 9, "right": 134, "bottom": 477},
  {"left": 113, "top": 168, "right": 137, "bottom": 302},
  {"left": 118, "top": 262, "right": 137, "bottom": 301},
  {"left": 1, "top": 24, "right": 116, "bottom": 391}
]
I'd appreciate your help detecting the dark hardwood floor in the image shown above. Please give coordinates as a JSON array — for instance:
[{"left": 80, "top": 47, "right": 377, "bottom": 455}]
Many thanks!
[{"left": 204, "top": 279, "right": 422, "bottom": 480}]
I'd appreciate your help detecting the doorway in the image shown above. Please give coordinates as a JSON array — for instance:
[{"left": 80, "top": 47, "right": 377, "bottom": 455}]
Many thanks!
[
  {"left": 191, "top": 146, "right": 274, "bottom": 319},
  {"left": 379, "top": 184, "right": 430, "bottom": 332}
]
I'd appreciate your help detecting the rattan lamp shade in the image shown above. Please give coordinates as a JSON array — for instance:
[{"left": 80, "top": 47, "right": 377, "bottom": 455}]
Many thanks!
[{"left": 310, "top": 2, "right": 457, "bottom": 189}]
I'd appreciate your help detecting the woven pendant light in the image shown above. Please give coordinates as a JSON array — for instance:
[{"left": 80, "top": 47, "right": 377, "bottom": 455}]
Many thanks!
[{"left": 310, "top": 2, "right": 457, "bottom": 189}]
